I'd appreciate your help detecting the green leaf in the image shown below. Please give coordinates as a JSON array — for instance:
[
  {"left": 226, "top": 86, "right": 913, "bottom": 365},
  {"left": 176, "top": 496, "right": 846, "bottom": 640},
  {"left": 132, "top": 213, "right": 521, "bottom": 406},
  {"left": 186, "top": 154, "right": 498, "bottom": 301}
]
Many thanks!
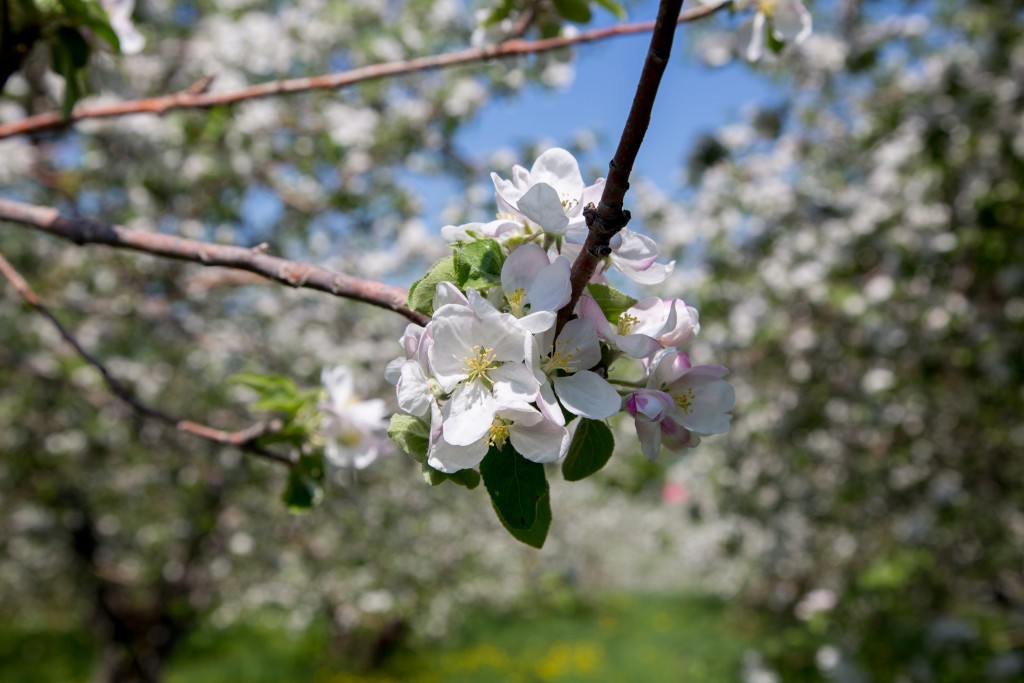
[
  {"left": 586, "top": 283, "right": 638, "bottom": 323},
  {"left": 454, "top": 239, "right": 504, "bottom": 292},
  {"left": 85, "top": 15, "right": 121, "bottom": 52},
  {"left": 406, "top": 256, "right": 462, "bottom": 316},
  {"left": 388, "top": 414, "right": 478, "bottom": 488},
  {"left": 387, "top": 414, "right": 430, "bottom": 460},
  {"left": 445, "top": 468, "right": 481, "bottom": 489},
  {"left": 423, "top": 465, "right": 481, "bottom": 489},
  {"left": 485, "top": 0, "right": 514, "bottom": 25},
  {"left": 231, "top": 372, "right": 297, "bottom": 393},
  {"left": 593, "top": 0, "right": 627, "bottom": 20},
  {"left": 553, "top": 0, "right": 592, "bottom": 23},
  {"left": 480, "top": 442, "right": 550, "bottom": 547},
  {"left": 505, "top": 491, "right": 551, "bottom": 548},
  {"left": 281, "top": 453, "right": 325, "bottom": 512},
  {"left": 55, "top": 26, "right": 89, "bottom": 68},
  {"left": 562, "top": 418, "right": 615, "bottom": 481},
  {"left": 231, "top": 372, "right": 309, "bottom": 415},
  {"left": 766, "top": 25, "right": 786, "bottom": 54}
]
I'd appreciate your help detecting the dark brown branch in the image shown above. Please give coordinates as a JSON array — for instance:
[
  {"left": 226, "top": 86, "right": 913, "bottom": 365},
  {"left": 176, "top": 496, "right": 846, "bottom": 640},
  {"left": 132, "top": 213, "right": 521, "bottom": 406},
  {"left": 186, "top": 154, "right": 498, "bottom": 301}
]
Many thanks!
[
  {"left": 0, "top": 250, "right": 293, "bottom": 465},
  {"left": 0, "top": 197, "right": 430, "bottom": 325},
  {"left": 557, "top": 0, "right": 687, "bottom": 334},
  {"left": 0, "top": 5, "right": 725, "bottom": 140}
]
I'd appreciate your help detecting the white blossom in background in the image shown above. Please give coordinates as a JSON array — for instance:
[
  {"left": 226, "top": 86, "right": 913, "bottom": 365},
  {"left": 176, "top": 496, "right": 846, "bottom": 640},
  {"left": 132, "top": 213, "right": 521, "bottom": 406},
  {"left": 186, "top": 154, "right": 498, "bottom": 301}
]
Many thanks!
[
  {"left": 696, "top": 0, "right": 812, "bottom": 62},
  {"left": 102, "top": 0, "right": 146, "bottom": 54},
  {"left": 319, "top": 366, "right": 389, "bottom": 469}
]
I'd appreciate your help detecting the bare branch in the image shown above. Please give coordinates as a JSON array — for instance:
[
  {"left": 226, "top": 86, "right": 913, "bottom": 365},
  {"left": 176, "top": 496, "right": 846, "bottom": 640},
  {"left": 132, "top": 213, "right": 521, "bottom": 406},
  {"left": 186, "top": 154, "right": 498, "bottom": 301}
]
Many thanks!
[
  {"left": 557, "top": 0, "right": 687, "bottom": 334},
  {"left": 0, "top": 197, "right": 430, "bottom": 326},
  {"left": 0, "top": 251, "right": 293, "bottom": 465},
  {"left": 0, "top": 4, "right": 727, "bottom": 140}
]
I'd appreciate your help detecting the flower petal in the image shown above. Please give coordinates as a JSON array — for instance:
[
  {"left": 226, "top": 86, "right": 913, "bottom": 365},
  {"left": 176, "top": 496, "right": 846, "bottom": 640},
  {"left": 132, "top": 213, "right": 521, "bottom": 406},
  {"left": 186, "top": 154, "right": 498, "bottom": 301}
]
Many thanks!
[
  {"left": 502, "top": 243, "right": 550, "bottom": 294},
  {"left": 442, "top": 381, "right": 496, "bottom": 446},
  {"left": 509, "top": 414, "right": 570, "bottom": 463},
  {"left": 527, "top": 256, "right": 572, "bottom": 313},
  {"left": 529, "top": 148, "right": 585, "bottom": 201},
  {"left": 427, "top": 435, "right": 488, "bottom": 473},
  {"left": 554, "top": 371, "right": 622, "bottom": 419},
  {"left": 517, "top": 183, "right": 570, "bottom": 233},
  {"left": 634, "top": 417, "right": 663, "bottom": 462},
  {"left": 434, "top": 281, "right": 469, "bottom": 310}
]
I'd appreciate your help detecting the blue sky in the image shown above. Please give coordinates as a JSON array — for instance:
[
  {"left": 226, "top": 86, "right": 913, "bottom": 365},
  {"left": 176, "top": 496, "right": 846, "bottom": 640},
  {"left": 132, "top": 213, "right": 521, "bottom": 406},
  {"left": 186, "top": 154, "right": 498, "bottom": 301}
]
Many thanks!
[{"left": 456, "top": 0, "right": 777, "bottom": 195}]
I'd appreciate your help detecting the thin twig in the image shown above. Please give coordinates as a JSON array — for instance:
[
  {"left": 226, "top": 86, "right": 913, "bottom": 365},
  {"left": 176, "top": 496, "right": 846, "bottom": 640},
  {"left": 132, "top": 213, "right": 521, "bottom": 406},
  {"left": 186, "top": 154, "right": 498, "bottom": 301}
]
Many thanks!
[
  {"left": 0, "top": 5, "right": 726, "bottom": 140},
  {"left": 556, "top": 0, "right": 686, "bottom": 334},
  {"left": 0, "top": 197, "right": 430, "bottom": 326},
  {"left": 0, "top": 251, "right": 293, "bottom": 465}
]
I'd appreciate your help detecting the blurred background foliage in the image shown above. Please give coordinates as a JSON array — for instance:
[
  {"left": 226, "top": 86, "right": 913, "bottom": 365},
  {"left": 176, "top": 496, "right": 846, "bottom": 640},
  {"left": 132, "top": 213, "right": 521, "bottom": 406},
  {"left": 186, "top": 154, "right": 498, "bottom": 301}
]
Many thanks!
[{"left": 1, "top": 0, "right": 1023, "bottom": 681}]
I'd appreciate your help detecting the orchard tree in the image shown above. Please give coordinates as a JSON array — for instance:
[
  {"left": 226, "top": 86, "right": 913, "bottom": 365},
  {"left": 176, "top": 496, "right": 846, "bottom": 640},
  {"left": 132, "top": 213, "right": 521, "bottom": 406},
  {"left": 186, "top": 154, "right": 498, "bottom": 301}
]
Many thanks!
[
  {"left": 655, "top": 0, "right": 1024, "bottom": 680},
  {"left": 0, "top": 0, "right": 822, "bottom": 680}
]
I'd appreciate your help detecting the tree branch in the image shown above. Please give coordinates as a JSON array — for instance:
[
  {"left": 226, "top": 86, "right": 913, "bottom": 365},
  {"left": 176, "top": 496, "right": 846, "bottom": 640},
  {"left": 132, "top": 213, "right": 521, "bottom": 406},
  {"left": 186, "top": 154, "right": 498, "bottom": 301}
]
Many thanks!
[
  {"left": 556, "top": 0, "right": 686, "bottom": 334},
  {"left": 0, "top": 4, "right": 727, "bottom": 140},
  {"left": 0, "top": 250, "right": 294, "bottom": 465},
  {"left": 0, "top": 197, "right": 430, "bottom": 325}
]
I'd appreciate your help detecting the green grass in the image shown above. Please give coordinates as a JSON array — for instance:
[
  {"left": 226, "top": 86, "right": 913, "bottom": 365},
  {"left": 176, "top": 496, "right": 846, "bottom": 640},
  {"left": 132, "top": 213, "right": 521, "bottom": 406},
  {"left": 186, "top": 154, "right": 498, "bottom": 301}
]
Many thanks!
[{"left": 0, "top": 594, "right": 758, "bottom": 683}]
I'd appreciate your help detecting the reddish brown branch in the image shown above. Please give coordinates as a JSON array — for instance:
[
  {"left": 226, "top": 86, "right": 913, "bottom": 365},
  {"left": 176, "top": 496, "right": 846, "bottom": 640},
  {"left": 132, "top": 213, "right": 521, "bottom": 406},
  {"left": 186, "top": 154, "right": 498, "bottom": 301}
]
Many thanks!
[
  {"left": 0, "top": 5, "right": 725, "bottom": 140},
  {"left": 557, "top": 0, "right": 687, "bottom": 334},
  {"left": 0, "top": 251, "right": 293, "bottom": 465},
  {"left": 0, "top": 197, "right": 430, "bottom": 325}
]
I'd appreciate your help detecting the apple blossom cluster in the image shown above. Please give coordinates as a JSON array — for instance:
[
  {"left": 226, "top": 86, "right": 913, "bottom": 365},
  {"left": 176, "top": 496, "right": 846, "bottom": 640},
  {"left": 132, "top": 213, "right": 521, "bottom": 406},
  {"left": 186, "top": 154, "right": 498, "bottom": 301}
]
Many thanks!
[{"left": 378, "top": 149, "right": 734, "bottom": 545}]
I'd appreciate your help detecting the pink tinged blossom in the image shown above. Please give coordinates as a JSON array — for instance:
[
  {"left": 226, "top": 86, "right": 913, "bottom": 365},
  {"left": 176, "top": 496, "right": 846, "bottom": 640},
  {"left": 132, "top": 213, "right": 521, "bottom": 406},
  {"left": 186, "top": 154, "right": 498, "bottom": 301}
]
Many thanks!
[
  {"left": 626, "top": 389, "right": 699, "bottom": 462},
  {"left": 501, "top": 244, "right": 571, "bottom": 332},
  {"left": 491, "top": 148, "right": 601, "bottom": 235},
  {"left": 579, "top": 295, "right": 662, "bottom": 359},
  {"left": 563, "top": 227, "right": 674, "bottom": 285},
  {"left": 655, "top": 299, "right": 701, "bottom": 348},
  {"left": 320, "top": 366, "right": 389, "bottom": 469},
  {"left": 531, "top": 319, "right": 622, "bottom": 420},
  {"left": 649, "top": 349, "right": 735, "bottom": 436},
  {"left": 385, "top": 322, "right": 436, "bottom": 417}
]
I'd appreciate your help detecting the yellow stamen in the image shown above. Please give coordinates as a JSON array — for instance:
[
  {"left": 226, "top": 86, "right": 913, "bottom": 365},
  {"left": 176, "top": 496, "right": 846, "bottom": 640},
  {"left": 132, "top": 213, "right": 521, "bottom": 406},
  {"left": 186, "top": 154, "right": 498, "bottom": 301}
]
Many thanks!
[
  {"left": 674, "top": 387, "right": 696, "bottom": 414},
  {"left": 543, "top": 340, "right": 580, "bottom": 374},
  {"left": 462, "top": 345, "right": 498, "bottom": 384},
  {"left": 617, "top": 312, "right": 639, "bottom": 336},
  {"left": 506, "top": 288, "right": 528, "bottom": 317},
  {"left": 486, "top": 420, "right": 510, "bottom": 448}
]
